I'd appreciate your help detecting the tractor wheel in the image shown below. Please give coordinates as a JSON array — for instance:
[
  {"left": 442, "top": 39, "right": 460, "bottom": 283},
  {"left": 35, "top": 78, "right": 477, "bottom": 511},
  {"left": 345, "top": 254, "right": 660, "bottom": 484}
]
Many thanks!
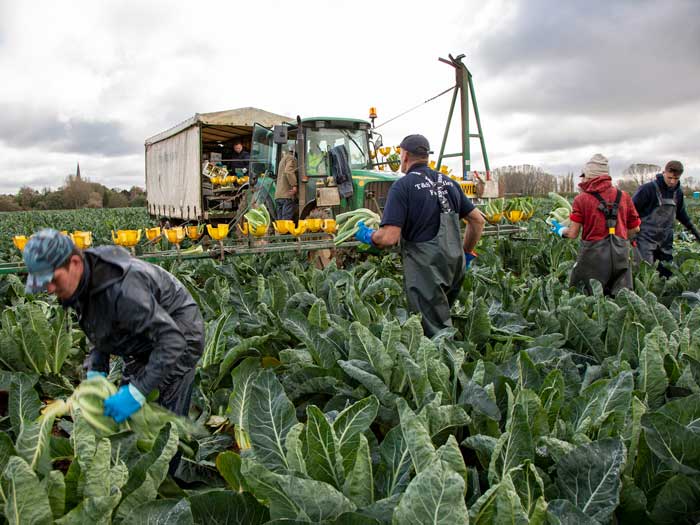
[
  {"left": 299, "top": 200, "right": 317, "bottom": 220},
  {"left": 300, "top": 200, "right": 333, "bottom": 220}
]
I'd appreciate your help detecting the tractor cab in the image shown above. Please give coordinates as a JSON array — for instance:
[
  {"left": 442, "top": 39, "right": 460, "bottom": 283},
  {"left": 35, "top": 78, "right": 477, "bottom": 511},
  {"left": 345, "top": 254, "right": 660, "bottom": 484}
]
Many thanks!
[
  {"left": 303, "top": 118, "right": 372, "bottom": 176},
  {"left": 251, "top": 116, "right": 400, "bottom": 221}
]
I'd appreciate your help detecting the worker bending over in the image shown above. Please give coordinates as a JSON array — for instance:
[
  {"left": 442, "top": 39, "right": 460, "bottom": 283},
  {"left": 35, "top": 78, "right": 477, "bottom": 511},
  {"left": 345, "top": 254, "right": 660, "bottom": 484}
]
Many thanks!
[{"left": 23, "top": 229, "right": 204, "bottom": 424}]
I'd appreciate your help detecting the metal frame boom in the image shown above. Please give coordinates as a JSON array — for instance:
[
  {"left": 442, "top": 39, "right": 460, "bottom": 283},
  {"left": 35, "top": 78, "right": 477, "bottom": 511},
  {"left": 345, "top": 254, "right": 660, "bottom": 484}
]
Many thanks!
[{"left": 436, "top": 53, "right": 490, "bottom": 180}]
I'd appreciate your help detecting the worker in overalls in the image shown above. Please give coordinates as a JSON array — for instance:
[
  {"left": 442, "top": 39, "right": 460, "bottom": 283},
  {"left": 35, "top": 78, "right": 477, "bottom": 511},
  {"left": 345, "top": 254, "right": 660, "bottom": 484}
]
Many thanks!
[
  {"left": 354, "top": 134, "right": 485, "bottom": 336},
  {"left": 632, "top": 160, "right": 700, "bottom": 277},
  {"left": 550, "top": 154, "right": 640, "bottom": 295}
]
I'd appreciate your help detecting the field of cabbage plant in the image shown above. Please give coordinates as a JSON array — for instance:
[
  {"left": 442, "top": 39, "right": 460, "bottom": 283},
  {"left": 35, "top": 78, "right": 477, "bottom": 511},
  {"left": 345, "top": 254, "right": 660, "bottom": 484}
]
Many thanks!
[
  {"left": 0, "top": 208, "right": 154, "bottom": 262},
  {"left": 2, "top": 202, "right": 700, "bottom": 524}
]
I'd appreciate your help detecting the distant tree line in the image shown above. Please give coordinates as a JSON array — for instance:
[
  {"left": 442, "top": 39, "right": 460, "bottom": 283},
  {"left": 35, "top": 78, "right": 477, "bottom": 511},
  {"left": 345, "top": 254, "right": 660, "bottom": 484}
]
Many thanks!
[
  {"left": 495, "top": 165, "right": 575, "bottom": 196},
  {"left": 494, "top": 163, "right": 699, "bottom": 197},
  {"left": 0, "top": 174, "right": 146, "bottom": 212}
]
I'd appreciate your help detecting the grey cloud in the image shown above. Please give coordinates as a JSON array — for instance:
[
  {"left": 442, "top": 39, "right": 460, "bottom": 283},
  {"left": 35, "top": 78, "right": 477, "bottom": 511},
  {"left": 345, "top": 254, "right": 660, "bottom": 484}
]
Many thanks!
[
  {"left": 0, "top": 3, "right": 10, "bottom": 47},
  {"left": 502, "top": 100, "right": 700, "bottom": 160},
  {"left": 93, "top": 166, "right": 145, "bottom": 190},
  {"left": 508, "top": 116, "right": 654, "bottom": 153},
  {"left": 0, "top": 105, "right": 140, "bottom": 156},
  {"left": 0, "top": 174, "right": 61, "bottom": 193},
  {"left": 475, "top": 0, "right": 700, "bottom": 116},
  {"left": 0, "top": 158, "right": 144, "bottom": 194}
]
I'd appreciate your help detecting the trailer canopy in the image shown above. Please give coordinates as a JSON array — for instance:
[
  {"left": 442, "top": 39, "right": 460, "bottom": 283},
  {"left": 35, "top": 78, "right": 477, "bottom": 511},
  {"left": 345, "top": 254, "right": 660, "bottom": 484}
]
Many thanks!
[{"left": 145, "top": 107, "right": 292, "bottom": 146}]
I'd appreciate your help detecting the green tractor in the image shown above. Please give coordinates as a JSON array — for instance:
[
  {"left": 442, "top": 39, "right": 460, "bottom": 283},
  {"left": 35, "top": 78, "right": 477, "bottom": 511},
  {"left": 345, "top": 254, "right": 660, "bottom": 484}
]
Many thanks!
[
  {"left": 145, "top": 108, "right": 398, "bottom": 227},
  {"left": 249, "top": 115, "right": 400, "bottom": 223}
]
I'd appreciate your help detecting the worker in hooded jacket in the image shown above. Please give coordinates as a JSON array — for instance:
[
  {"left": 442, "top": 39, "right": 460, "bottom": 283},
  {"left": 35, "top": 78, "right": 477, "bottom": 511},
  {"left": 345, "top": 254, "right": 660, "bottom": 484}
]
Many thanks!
[
  {"left": 354, "top": 134, "right": 485, "bottom": 337},
  {"left": 632, "top": 160, "right": 700, "bottom": 277},
  {"left": 550, "top": 154, "right": 640, "bottom": 295},
  {"left": 22, "top": 229, "right": 204, "bottom": 424}
]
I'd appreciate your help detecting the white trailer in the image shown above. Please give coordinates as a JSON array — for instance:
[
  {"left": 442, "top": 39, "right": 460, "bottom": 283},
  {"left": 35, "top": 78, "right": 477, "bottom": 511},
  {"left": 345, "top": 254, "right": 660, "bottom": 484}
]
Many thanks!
[{"left": 145, "top": 107, "right": 290, "bottom": 221}]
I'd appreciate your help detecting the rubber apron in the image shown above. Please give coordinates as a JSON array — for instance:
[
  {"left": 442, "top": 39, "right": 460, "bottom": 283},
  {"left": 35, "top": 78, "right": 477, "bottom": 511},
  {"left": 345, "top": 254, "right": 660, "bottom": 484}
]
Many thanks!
[
  {"left": 569, "top": 190, "right": 632, "bottom": 296},
  {"left": 635, "top": 181, "right": 676, "bottom": 264},
  {"left": 401, "top": 171, "right": 465, "bottom": 337}
]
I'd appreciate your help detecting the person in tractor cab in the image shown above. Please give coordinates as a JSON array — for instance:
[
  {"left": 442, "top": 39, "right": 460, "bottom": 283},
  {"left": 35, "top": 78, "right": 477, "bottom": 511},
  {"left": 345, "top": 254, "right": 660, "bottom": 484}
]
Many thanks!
[
  {"left": 632, "top": 160, "right": 700, "bottom": 277},
  {"left": 275, "top": 143, "right": 298, "bottom": 221},
  {"left": 550, "top": 154, "right": 640, "bottom": 295},
  {"left": 229, "top": 138, "right": 250, "bottom": 173},
  {"left": 22, "top": 229, "right": 204, "bottom": 426},
  {"left": 354, "top": 134, "right": 485, "bottom": 337}
]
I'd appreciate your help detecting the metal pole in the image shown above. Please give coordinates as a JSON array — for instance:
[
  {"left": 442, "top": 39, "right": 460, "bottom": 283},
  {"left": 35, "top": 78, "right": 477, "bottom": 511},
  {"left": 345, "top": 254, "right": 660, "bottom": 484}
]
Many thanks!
[
  {"left": 296, "top": 118, "right": 306, "bottom": 209},
  {"left": 198, "top": 123, "right": 204, "bottom": 219},
  {"left": 468, "top": 72, "right": 490, "bottom": 175},
  {"left": 456, "top": 60, "right": 470, "bottom": 180},
  {"left": 437, "top": 86, "right": 458, "bottom": 170}
]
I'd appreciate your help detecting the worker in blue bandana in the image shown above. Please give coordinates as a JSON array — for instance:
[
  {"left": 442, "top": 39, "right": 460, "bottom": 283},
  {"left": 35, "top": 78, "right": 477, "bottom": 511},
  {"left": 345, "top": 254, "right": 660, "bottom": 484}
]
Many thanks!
[
  {"left": 22, "top": 229, "right": 204, "bottom": 426},
  {"left": 355, "top": 134, "right": 485, "bottom": 336}
]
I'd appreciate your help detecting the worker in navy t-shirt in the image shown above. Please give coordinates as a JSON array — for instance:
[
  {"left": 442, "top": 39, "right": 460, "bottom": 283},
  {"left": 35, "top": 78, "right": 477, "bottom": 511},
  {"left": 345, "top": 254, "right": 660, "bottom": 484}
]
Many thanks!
[{"left": 354, "top": 134, "right": 485, "bottom": 336}]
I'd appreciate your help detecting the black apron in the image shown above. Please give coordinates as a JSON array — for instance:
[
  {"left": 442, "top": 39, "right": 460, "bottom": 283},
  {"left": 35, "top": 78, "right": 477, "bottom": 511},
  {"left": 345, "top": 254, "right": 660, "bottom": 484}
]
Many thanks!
[
  {"left": 569, "top": 190, "right": 632, "bottom": 296},
  {"left": 636, "top": 181, "right": 676, "bottom": 265},
  {"left": 401, "top": 171, "right": 465, "bottom": 337}
]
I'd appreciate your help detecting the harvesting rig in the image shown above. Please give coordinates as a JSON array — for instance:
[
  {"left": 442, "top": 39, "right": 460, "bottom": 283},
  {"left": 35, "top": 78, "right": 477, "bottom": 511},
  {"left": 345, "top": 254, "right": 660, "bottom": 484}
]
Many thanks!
[
  {"left": 1, "top": 53, "right": 527, "bottom": 275},
  {"left": 145, "top": 54, "right": 502, "bottom": 224},
  {"left": 142, "top": 53, "right": 521, "bottom": 243}
]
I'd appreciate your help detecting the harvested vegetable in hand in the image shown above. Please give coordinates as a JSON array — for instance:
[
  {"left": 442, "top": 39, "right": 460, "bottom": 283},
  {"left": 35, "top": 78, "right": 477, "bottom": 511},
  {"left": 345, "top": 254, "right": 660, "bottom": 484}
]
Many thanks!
[
  {"left": 333, "top": 208, "right": 381, "bottom": 245},
  {"left": 546, "top": 192, "right": 572, "bottom": 228},
  {"left": 44, "top": 376, "right": 204, "bottom": 445}
]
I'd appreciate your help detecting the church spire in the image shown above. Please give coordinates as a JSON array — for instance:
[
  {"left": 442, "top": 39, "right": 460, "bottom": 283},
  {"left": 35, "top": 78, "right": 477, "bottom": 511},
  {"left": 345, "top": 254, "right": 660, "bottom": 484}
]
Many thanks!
[{"left": 76, "top": 162, "right": 81, "bottom": 180}]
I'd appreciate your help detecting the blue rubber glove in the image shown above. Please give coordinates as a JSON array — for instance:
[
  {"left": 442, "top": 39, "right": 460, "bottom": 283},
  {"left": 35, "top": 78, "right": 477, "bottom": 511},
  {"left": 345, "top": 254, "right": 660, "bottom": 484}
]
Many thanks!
[
  {"left": 355, "top": 221, "right": 376, "bottom": 246},
  {"left": 550, "top": 219, "right": 568, "bottom": 237},
  {"left": 86, "top": 370, "right": 107, "bottom": 380},
  {"left": 104, "top": 384, "right": 145, "bottom": 423},
  {"left": 464, "top": 251, "right": 477, "bottom": 270}
]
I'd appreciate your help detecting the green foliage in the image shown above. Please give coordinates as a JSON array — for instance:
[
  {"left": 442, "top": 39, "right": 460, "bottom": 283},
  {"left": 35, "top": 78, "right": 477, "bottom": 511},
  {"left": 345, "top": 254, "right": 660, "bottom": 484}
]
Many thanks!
[
  {"left": 0, "top": 301, "right": 78, "bottom": 380},
  {"left": 1, "top": 204, "right": 700, "bottom": 522}
]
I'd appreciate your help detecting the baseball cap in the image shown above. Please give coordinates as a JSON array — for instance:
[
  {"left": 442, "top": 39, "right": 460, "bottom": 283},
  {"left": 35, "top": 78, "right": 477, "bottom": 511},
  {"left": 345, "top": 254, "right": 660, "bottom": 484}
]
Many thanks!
[
  {"left": 399, "top": 134, "right": 433, "bottom": 155},
  {"left": 665, "top": 160, "right": 683, "bottom": 174},
  {"left": 23, "top": 229, "right": 75, "bottom": 294}
]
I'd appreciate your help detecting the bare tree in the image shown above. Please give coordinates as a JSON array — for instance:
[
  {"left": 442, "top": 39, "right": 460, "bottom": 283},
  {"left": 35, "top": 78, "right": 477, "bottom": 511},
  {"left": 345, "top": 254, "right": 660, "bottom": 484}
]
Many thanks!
[
  {"left": 682, "top": 176, "right": 699, "bottom": 194},
  {"left": 557, "top": 172, "right": 575, "bottom": 194},
  {"left": 614, "top": 163, "right": 662, "bottom": 195},
  {"left": 0, "top": 195, "right": 21, "bottom": 212},
  {"left": 622, "top": 163, "right": 661, "bottom": 185},
  {"left": 494, "top": 165, "right": 559, "bottom": 196},
  {"left": 62, "top": 174, "right": 93, "bottom": 208},
  {"left": 86, "top": 191, "right": 104, "bottom": 208},
  {"left": 615, "top": 179, "right": 640, "bottom": 194},
  {"left": 16, "top": 187, "right": 40, "bottom": 209}
]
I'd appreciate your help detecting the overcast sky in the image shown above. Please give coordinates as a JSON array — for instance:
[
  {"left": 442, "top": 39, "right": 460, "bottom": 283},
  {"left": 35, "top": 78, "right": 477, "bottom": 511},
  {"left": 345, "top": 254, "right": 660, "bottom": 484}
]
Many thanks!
[{"left": 1, "top": 0, "right": 698, "bottom": 193}]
